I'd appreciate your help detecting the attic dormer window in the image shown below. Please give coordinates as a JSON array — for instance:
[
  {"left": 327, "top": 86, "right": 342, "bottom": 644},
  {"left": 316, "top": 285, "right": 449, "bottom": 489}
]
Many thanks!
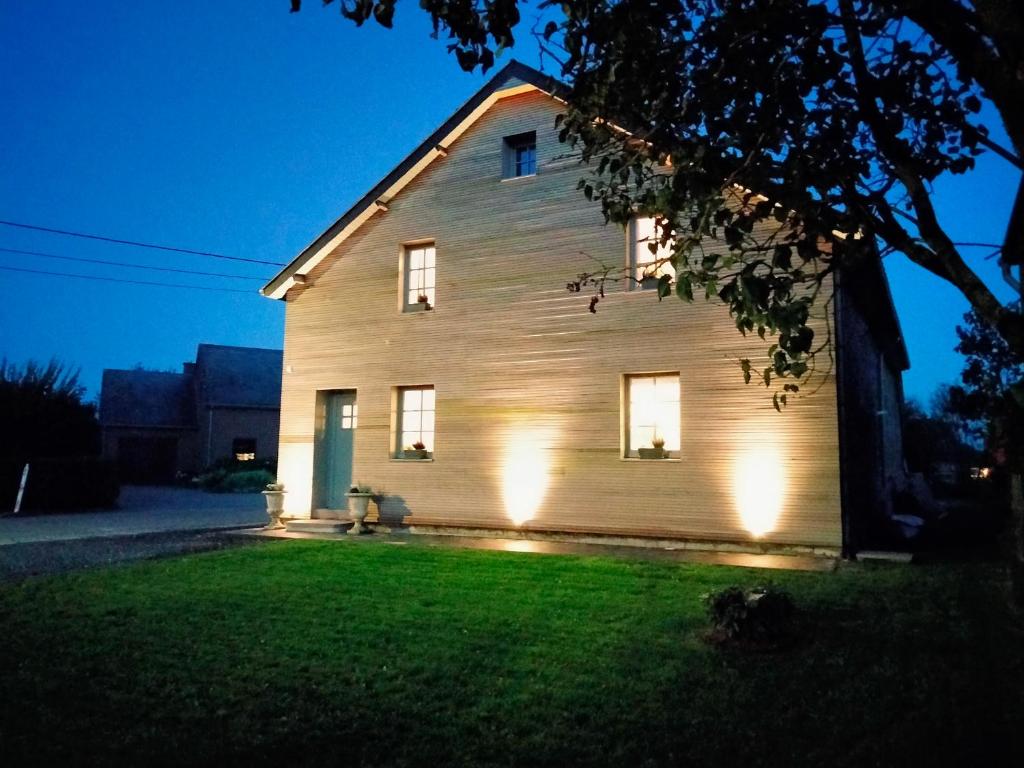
[{"left": 503, "top": 131, "right": 536, "bottom": 178}]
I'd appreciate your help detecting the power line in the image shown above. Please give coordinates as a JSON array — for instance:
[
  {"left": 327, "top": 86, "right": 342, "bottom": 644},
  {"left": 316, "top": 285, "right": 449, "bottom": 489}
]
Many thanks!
[
  {"left": 0, "top": 246, "right": 271, "bottom": 281},
  {"left": 0, "top": 264, "right": 257, "bottom": 294},
  {"left": 0, "top": 219, "right": 285, "bottom": 267}
]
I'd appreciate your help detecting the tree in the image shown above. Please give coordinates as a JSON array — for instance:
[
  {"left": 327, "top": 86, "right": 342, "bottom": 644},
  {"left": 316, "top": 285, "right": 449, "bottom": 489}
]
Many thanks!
[
  {"left": 0, "top": 359, "right": 100, "bottom": 464},
  {"left": 902, "top": 391, "right": 978, "bottom": 476},
  {"left": 948, "top": 307, "right": 1024, "bottom": 468},
  {"left": 292, "top": 0, "right": 1023, "bottom": 405}
]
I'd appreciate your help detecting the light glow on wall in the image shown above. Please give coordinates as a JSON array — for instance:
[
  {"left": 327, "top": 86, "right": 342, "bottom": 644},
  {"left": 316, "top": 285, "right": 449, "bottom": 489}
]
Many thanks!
[
  {"left": 278, "top": 443, "right": 314, "bottom": 517},
  {"left": 733, "top": 448, "right": 786, "bottom": 538},
  {"left": 501, "top": 426, "right": 557, "bottom": 526}
]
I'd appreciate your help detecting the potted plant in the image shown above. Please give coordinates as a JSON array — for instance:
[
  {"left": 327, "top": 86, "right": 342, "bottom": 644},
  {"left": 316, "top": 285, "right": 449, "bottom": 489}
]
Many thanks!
[
  {"left": 345, "top": 484, "right": 374, "bottom": 535},
  {"left": 409, "top": 294, "right": 432, "bottom": 312},
  {"left": 638, "top": 436, "right": 667, "bottom": 460},
  {"left": 261, "top": 482, "right": 286, "bottom": 529},
  {"left": 403, "top": 440, "right": 431, "bottom": 460},
  {"left": 638, "top": 275, "right": 660, "bottom": 291}
]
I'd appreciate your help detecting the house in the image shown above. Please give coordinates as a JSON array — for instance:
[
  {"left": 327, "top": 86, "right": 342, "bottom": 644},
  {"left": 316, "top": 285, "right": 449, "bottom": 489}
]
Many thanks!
[
  {"left": 100, "top": 344, "right": 282, "bottom": 483},
  {"left": 261, "top": 61, "right": 908, "bottom": 555}
]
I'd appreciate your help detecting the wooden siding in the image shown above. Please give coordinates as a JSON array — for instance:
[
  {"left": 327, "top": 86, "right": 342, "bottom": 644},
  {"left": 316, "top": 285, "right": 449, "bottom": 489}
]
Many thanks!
[{"left": 277, "top": 90, "right": 843, "bottom": 548}]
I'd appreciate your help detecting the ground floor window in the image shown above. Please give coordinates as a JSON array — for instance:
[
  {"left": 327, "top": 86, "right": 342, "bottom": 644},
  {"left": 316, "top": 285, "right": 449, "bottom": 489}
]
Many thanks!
[
  {"left": 624, "top": 373, "right": 680, "bottom": 458},
  {"left": 395, "top": 386, "right": 435, "bottom": 458},
  {"left": 233, "top": 437, "right": 256, "bottom": 461}
]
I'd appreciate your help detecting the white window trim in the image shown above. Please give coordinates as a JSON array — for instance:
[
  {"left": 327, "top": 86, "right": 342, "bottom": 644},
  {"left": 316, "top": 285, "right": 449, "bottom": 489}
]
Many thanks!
[
  {"left": 394, "top": 385, "right": 436, "bottom": 459},
  {"left": 622, "top": 373, "right": 681, "bottom": 459},
  {"left": 628, "top": 217, "right": 675, "bottom": 289},
  {"left": 401, "top": 242, "right": 436, "bottom": 311},
  {"left": 502, "top": 131, "right": 538, "bottom": 179}
]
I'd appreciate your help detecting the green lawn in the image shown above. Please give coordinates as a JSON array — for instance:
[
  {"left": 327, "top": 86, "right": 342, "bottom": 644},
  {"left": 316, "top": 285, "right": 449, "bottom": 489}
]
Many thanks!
[{"left": 1, "top": 540, "right": 1022, "bottom": 766}]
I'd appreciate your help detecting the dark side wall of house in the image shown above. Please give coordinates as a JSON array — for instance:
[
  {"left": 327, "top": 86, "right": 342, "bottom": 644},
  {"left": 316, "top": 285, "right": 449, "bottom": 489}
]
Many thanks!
[{"left": 836, "top": 259, "right": 909, "bottom": 553}]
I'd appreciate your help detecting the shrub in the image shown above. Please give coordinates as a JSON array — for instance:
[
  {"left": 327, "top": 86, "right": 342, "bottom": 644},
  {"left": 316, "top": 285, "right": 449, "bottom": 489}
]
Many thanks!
[
  {"left": 197, "top": 468, "right": 275, "bottom": 493},
  {"left": 219, "top": 470, "right": 276, "bottom": 493},
  {"left": 703, "top": 585, "right": 795, "bottom": 647}
]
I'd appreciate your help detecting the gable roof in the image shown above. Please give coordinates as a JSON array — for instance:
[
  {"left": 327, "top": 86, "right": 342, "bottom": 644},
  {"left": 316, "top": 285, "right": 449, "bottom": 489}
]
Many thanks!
[
  {"left": 100, "top": 369, "right": 195, "bottom": 428},
  {"left": 264, "top": 58, "right": 908, "bottom": 371},
  {"left": 194, "top": 344, "right": 283, "bottom": 409},
  {"left": 260, "top": 60, "right": 562, "bottom": 300}
]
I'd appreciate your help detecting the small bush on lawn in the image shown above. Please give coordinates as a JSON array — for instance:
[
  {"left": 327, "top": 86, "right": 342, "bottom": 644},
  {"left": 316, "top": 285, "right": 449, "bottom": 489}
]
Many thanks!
[{"left": 703, "top": 585, "right": 795, "bottom": 649}]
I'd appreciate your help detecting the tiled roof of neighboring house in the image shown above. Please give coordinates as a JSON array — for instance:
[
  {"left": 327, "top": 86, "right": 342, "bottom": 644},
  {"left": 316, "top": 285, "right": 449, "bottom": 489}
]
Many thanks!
[
  {"left": 99, "top": 369, "right": 196, "bottom": 428},
  {"left": 194, "top": 344, "right": 282, "bottom": 409}
]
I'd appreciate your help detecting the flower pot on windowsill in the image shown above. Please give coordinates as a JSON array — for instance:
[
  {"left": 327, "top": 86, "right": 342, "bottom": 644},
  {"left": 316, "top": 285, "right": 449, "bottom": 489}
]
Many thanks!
[
  {"left": 637, "top": 447, "right": 668, "bottom": 460},
  {"left": 402, "top": 449, "right": 431, "bottom": 460},
  {"left": 261, "top": 484, "right": 286, "bottom": 529},
  {"left": 409, "top": 295, "right": 432, "bottom": 311},
  {"left": 345, "top": 488, "right": 374, "bottom": 535},
  {"left": 638, "top": 276, "right": 659, "bottom": 291}
]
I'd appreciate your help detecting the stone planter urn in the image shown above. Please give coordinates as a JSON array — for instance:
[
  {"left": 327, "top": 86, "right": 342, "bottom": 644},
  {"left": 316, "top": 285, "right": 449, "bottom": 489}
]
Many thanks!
[
  {"left": 262, "top": 484, "right": 286, "bottom": 529},
  {"left": 346, "top": 489, "right": 374, "bottom": 535}
]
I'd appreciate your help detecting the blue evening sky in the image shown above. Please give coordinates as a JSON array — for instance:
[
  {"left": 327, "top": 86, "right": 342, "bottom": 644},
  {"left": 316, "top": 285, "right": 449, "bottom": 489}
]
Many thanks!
[{"left": 0, "top": 2, "right": 1019, "bottom": 405}]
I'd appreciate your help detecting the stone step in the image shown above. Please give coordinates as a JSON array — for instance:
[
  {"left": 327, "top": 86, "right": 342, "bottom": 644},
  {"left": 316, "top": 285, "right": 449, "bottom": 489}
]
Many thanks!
[{"left": 285, "top": 519, "right": 350, "bottom": 534}]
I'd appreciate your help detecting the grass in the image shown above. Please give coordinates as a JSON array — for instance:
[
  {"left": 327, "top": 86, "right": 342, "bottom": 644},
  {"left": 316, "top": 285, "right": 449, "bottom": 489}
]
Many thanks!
[{"left": 1, "top": 540, "right": 1022, "bottom": 766}]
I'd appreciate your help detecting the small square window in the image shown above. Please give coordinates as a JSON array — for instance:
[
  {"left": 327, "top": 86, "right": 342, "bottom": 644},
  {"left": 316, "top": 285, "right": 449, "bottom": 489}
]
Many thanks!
[
  {"left": 630, "top": 217, "right": 675, "bottom": 288},
  {"left": 395, "top": 386, "right": 435, "bottom": 458},
  {"left": 624, "top": 374, "right": 680, "bottom": 458},
  {"left": 503, "top": 131, "right": 537, "bottom": 178},
  {"left": 403, "top": 243, "right": 436, "bottom": 310},
  {"left": 232, "top": 437, "right": 256, "bottom": 461},
  {"left": 340, "top": 403, "right": 358, "bottom": 429}
]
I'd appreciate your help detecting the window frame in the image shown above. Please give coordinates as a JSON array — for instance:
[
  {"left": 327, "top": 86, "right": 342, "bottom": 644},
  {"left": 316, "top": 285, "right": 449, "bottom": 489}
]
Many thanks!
[
  {"left": 502, "top": 131, "right": 537, "bottom": 179},
  {"left": 401, "top": 242, "right": 436, "bottom": 312},
  {"left": 622, "top": 372, "right": 681, "bottom": 459},
  {"left": 393, "top": 385, "right": 436, "bottom": 460},
  {"left": 628, "top": 216, "right": 675, "bottom": 289}
]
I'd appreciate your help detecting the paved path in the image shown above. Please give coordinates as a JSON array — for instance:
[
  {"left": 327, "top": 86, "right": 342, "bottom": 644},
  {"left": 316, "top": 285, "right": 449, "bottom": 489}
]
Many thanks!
[
  {"left": 241, "top": 529, "right": 838, "bottom": 572},
  {"left": 0, "top": 486, "right": 267, "bottom": 546}
]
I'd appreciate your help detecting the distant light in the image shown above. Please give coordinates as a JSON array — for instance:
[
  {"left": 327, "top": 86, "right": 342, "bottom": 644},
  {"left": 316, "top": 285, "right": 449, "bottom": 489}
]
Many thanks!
[
  {"left": 733, "top": 450, "right": 785, "bottom": 537},
  {"left": 235, "top": 452, "right": 255, "bottom": 461}
]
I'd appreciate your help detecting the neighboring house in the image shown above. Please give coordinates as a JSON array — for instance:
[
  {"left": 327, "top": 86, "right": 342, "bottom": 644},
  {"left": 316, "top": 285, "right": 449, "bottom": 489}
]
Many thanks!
[
  {"left": 100, "top": 344, "right": 282, "bottom": 483},
  {"left": 261, "top": 61, "right": 908, "bottom": 555}
]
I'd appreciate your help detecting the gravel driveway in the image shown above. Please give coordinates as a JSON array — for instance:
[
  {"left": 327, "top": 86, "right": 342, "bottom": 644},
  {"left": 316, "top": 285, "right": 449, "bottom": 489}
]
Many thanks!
[
  {"left": 0, "top": 486, "right": 270, "bottom": 581},
  {"left": 0, "top": 485, "right": 268, "bottom": 545},
  {"left": 0, "top": 530, "right": 262, "bottom": 582}
]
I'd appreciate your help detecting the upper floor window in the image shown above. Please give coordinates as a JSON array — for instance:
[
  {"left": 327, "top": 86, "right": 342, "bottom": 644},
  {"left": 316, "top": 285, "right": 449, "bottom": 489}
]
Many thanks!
[
  {"left": 404, "top": 243, "right": 435, "bottom": 310},
  {"left": 396, "top": 386, "right": 435, "bottom": 459},
  {"left": 503, "top": 131, "right": 537, "bottom": 178},
  {"left": 630, "top": 216, "right": 675, "bottom": 287},
  {"left": 624, "top": 373, "right": 680, "bottom": 458}
]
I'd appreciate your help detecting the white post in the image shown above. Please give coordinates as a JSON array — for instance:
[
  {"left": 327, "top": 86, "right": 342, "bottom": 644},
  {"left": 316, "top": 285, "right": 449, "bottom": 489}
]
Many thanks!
[{"left": 13, "top": 463, "right": 29, "bottom": 514}]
